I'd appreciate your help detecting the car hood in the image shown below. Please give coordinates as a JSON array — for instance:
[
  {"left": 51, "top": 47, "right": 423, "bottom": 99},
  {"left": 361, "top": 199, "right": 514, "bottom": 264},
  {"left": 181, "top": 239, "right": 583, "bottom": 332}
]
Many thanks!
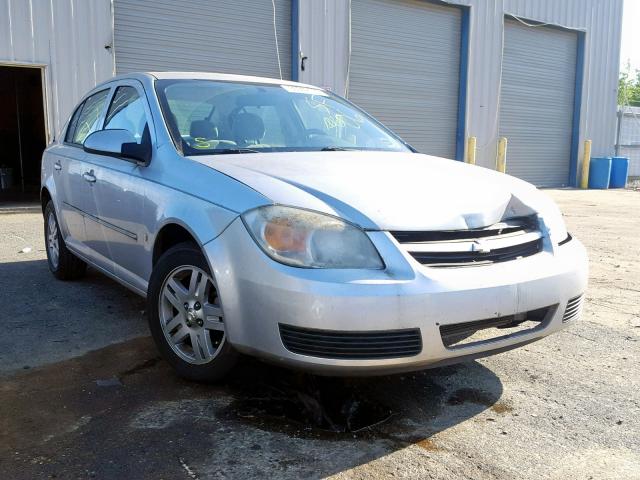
[{"left": 190, "top": 151, "right": 553, "bottom": 231}]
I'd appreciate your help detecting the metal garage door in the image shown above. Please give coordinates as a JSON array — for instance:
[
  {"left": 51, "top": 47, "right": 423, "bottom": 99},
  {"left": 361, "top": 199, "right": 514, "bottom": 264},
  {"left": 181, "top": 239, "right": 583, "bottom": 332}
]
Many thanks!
[
  {"left": 349, "top": 0, "right": 461, "bottom": 158},
  {"left": 114, "top": 0, "right": 291, "bottom": 80},
  {"left": 499, "top": 19, "right": 578, "bottom": 186}
]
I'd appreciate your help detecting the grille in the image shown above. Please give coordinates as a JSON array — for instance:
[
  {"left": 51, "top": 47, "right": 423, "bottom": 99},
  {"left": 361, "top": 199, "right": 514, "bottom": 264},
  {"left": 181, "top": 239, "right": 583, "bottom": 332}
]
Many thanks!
[
  {"left": 409, "top": 239, "right": 542, "bottom": 266},
  {"left": 391, "top": 216, "right": 538, "bottom": 243},
  {"left": 563, "top": 295, "right": 584, "bottom": 322},
  {"left": 391, "top": 216, "right": 543, "bottom": 268},
  {"left": 279, "top": 324, "right": 422, "bottom": 359}
]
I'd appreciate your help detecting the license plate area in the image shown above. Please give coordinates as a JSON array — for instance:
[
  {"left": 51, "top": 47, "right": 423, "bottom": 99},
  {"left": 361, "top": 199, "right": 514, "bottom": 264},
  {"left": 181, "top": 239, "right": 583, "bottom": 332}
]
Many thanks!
[{"left": 440, "top": 306, "right": 556, "bottom": 349}]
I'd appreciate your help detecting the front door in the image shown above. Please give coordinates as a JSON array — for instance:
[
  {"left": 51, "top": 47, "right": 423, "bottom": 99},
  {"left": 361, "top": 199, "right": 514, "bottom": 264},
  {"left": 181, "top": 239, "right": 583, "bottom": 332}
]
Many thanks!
[{"left": 83, "top": 82, "right": 153, "bottom": 292}]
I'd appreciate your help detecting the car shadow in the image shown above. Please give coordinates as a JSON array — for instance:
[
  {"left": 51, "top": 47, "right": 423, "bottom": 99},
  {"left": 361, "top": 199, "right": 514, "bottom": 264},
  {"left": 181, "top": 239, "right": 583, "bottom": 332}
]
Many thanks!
[
  {"left": 0, "top": 334, "right": 505, "bottom": 479},
  {"left": 0, "top": 259, "right": 147, "bottom": 375}
]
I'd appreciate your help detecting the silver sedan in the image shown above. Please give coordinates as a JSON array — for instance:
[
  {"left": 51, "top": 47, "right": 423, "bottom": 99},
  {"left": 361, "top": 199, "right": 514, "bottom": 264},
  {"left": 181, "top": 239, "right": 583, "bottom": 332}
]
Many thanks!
[{"left": 41, "top": 72, "right": 588, "bottom": 381}]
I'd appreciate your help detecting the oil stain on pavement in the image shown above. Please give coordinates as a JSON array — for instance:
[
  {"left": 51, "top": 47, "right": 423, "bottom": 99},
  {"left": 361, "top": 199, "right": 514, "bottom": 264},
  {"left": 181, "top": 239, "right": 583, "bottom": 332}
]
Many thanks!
[{"left": 0, "top": 337, "right": 503, "bottom": 479}]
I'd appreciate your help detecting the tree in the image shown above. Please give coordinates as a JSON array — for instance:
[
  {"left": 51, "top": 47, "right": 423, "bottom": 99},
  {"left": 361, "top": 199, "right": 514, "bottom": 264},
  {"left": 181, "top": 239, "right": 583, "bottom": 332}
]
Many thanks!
[{"left": 618, "top": 63, "right": 640, "bottom": 107}]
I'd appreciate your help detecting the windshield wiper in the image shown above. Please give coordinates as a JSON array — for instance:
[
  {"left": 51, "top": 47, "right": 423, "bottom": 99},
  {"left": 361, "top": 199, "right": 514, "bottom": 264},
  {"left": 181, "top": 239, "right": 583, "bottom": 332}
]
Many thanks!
[
  {"left": 320, "top": 146, "right": 357, "bottom": 151},
  {"left": 209, "top": 148, "right": 260, "bottom": 155}
]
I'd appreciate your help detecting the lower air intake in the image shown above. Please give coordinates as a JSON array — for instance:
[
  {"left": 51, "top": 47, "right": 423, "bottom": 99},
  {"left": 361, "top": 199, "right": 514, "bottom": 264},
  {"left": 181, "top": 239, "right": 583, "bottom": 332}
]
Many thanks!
[{"left": 279, "top": 324, "right": 422, "bottom": 360}]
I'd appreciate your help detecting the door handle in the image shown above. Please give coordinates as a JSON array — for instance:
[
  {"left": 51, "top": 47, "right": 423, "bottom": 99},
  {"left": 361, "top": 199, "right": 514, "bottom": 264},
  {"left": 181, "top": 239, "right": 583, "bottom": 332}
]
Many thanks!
[
  {"left": 54, "top": 161, "right": 62, "bottom": 171},
  {"left": 83, "top": 171, "right": 96, "bottom": 183}
]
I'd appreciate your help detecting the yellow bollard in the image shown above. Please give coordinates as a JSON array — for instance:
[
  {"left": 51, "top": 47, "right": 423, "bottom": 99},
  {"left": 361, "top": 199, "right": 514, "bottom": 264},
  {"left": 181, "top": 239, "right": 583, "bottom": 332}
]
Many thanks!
[
  {"left": 466, "top": 136, "right": 476, "bottom": 165},
  {"left": 580, "top": 140, "right": 592, "bottom": 189},
  {"left": 496, "top": 137, "right": 508, "bottom": 173}
]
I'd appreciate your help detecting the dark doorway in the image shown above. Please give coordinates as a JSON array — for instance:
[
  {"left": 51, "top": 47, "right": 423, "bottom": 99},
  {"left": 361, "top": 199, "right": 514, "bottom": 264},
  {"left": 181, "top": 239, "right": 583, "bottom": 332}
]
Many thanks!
[{"left": 0, "top": 65, "right": 47, "bottom": 203}]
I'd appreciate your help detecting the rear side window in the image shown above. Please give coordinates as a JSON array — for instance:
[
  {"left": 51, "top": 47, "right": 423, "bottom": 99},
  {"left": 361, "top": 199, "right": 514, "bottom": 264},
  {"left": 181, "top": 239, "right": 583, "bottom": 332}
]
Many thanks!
[
  {"left": 69, "top": 89, "right": 110, "bottom": 145},
  {"left": 104, "top": 86, "right": 149, "bottom": 143},
  {"left": 64, "top": 102, "right": 84, "bottom": 143}
]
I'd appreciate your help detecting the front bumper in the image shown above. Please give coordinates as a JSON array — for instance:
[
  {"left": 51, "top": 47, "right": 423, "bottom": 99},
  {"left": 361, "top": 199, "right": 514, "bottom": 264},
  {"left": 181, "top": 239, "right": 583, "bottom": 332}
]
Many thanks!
[{"left": 204, "top": 218, "right": 588, "bottom": 375}]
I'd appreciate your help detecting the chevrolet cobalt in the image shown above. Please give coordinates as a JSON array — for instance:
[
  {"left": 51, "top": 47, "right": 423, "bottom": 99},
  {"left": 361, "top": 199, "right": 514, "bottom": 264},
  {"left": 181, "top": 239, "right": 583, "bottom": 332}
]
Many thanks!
[{"left": 41, "top": 72, "right": 588, "bottom": 381}]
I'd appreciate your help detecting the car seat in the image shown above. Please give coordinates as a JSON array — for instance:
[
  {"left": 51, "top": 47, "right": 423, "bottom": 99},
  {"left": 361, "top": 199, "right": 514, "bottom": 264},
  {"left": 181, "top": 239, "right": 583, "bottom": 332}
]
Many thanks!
[
  {"left": 231, "top": 113, "right": 265, "bottom": 147},
  {"left": 190, "top": 119, "right": 218, "bottom": 140}
]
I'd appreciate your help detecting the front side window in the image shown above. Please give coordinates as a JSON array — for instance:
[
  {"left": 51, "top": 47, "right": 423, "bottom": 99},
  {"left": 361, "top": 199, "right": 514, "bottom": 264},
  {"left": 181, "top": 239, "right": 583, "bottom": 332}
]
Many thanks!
[
  {"left": 155, "top": 80, "right": 410, "bottom": 155},
  {"left": 71, "top": 89, "right": 110, "bottom": 145},
  {"left": 104, "top": 86, "right": 149, "bottom": 143}
]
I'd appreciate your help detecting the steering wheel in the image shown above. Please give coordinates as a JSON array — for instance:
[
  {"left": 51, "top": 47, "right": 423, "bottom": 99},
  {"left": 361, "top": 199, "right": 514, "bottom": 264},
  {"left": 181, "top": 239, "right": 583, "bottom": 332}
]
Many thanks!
[{"left": 305, "top": 128, "right": 330, "bottom": 139}]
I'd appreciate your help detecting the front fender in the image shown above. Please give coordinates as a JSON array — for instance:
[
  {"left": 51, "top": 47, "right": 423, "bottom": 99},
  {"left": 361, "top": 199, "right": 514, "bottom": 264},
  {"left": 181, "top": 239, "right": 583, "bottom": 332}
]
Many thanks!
[
  {"left": 148, "top": 192, "right": 240, "bottom": 247},
  {"left": 141, "top": 184, "right": 240, "bottom": 282}
]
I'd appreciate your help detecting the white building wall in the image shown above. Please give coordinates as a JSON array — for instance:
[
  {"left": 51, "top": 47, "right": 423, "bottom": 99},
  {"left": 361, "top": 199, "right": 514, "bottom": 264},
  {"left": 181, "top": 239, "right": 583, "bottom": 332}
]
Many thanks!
[
  {"left": 0, "top": 0, "right": 114, "bottom": 141},
  {"left": 298, "top": 0, "right": 623, "bottom": 172},
  {"left": 0, "top": 0, "right": 622, "bottom": 177},
  {"left": 298, "top": 0, "right": 350, "bottom": 95}
]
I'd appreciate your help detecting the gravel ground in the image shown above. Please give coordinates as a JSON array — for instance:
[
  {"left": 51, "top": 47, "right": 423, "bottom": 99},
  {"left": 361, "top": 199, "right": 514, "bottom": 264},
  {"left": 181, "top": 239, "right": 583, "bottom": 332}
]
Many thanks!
[{"left": 0, "top": 188, "right": 638, "bottom": 479}]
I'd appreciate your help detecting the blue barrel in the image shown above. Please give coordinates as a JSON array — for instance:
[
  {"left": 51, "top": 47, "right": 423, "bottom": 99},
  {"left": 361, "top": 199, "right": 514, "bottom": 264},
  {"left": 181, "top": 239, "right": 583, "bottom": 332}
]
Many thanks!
[
  {"left": 609, "top": 157, "right": 629, "bottom": 188},
  {"left": 588, "top": 157, "right": 612, "bottom": 189}
]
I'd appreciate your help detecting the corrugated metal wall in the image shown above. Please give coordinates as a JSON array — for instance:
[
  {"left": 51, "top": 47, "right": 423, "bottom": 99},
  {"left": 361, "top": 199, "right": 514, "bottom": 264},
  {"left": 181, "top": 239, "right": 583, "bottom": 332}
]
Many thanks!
[
  {"left": 0, "top": 0, "right": 623, "bottom": 180},
  {"left": 114, "top": 0, "right": 291, "bottom": 79},
  {"left": 499, "top": 19, "right": 578, "bottom": 186},
  {"left": 617, "top": 107, "right": 640, "bottom": 177},
  {"left": 0, "top": 0, "right": 114, "bottom": 141},
  {"left": 298, "top": 0, "right": 623, "bottom": 176},
  {"left": 463, "top": 0, "right": 624, "bottom": 177},
  {"left": 348, "top": 0, "right": 461, "bottom": 158}
]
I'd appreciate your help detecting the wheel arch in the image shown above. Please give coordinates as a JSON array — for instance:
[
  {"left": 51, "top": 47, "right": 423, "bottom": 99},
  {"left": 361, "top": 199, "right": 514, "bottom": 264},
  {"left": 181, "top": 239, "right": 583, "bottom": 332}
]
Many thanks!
[
  {"left": 41, "top": 186, "right": 52, "bottom": 214},
  {"left": 152, "top": 221, "right": 204, "bottom": 266},
  {"left": 40, "top": 179, "right": 71, "bottom": 242}
]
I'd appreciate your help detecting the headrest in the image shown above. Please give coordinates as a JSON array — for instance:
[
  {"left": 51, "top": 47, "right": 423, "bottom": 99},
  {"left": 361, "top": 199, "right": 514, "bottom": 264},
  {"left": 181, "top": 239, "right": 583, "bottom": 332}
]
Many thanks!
[
  {"left": 232, "top": 113, "right": 265, "bottom": 143},
  {"left": 190, "top": 120, "right": 218, "bottom": 139}
]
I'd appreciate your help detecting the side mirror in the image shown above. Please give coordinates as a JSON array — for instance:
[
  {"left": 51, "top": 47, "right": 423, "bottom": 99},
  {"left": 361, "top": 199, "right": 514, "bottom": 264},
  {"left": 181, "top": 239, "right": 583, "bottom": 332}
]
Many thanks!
[{"left": 83, "top": 129, "right": 151, "bottom": 166}]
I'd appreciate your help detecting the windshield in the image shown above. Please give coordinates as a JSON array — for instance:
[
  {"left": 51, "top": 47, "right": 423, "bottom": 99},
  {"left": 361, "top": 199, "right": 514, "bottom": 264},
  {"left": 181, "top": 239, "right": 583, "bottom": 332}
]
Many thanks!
[{"left": 154, "top": 79, "right": 411, "bottom": 155}]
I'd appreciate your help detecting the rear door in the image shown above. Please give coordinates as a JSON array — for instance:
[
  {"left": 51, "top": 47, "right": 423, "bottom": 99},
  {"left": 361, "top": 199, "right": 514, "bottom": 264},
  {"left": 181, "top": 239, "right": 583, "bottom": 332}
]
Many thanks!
[
  {"left": 55, "top": 89, "right": 111, "bottom": 253},
  {"left": 83, "top": 81, "right": 152, "bottom": 292}
]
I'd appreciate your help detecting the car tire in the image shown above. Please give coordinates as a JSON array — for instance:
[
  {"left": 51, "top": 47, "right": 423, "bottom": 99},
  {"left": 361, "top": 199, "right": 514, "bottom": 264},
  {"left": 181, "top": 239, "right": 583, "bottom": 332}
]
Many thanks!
[
  {"left": 147, "top": 242, "right": 238, "bottom": 382},
  {"left": 44, "top": 201, "right": 87, "bottom": 280}
]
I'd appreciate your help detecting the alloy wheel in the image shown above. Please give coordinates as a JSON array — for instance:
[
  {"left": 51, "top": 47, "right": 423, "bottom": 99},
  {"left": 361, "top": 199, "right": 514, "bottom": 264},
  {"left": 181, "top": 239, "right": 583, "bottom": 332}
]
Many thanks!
[
  {"left": 47, "top": 211, "right": 60, "bottom": 269},
  {"left": 158, "top": 266, "right": 226, "bottom": 365}
]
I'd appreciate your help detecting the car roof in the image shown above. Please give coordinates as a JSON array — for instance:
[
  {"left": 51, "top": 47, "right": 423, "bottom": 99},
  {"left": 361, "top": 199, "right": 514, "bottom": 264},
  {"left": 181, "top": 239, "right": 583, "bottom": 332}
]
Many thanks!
[{"left": 96, "top": 71, "right": 323, "bottom": 90}]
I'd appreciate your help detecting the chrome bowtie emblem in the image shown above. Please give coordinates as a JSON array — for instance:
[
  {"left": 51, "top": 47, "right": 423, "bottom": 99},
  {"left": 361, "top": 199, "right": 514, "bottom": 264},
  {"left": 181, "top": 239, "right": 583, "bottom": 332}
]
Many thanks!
[{"left": 472, "top": 240, "right": 491, "bottom": 253}]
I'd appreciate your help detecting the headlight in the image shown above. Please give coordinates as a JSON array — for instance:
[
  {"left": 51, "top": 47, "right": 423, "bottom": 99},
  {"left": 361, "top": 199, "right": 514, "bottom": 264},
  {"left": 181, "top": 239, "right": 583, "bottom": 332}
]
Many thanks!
[{"left": 241, "top": 205, "right": 384, "bottom": 269}]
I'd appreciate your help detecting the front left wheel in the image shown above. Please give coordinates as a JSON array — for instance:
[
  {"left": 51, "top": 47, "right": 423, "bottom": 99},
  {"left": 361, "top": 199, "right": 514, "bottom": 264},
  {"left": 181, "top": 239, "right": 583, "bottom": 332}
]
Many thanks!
[{"left": 147, "top": 242, "right": 237, "bottom": 382}]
